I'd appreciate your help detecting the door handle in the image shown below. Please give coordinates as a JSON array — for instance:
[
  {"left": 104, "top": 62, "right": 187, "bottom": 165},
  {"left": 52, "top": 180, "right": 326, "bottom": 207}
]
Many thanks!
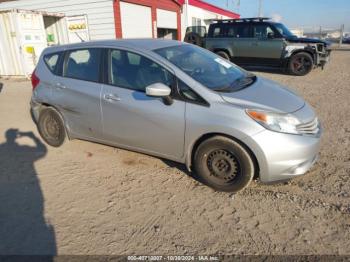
[
  {"left": 56, "top": 82, "right": 66, "bottom": 89},
  {"left": 104, "top": 93, "right": 120, "bottom": 102}
]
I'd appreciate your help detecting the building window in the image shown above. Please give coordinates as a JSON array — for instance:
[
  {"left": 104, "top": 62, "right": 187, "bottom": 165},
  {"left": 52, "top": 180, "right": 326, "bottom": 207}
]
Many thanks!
[{"left": 192, "top": 17, "right": 202, "bottom": 26}]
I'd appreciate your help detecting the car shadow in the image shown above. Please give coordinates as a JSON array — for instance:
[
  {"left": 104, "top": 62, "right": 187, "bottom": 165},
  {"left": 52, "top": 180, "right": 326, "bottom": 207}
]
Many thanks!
[
  {"left": 161, "top": 158, "right": 207, "bottom": 188},
  {"left": 0, "top": 129, "right": 56, "bottom": 256}
]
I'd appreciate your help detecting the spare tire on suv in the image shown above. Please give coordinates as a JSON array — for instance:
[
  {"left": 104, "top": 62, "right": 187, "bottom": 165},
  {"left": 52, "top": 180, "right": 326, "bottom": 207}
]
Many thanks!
[{"left": 184, "top": 32, "right": 204, "bottom": 47}]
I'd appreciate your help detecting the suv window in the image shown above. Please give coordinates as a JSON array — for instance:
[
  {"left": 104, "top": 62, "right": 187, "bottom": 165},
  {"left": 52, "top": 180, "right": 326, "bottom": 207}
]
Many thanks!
[
  {"left": 209, "top": 24, "right": 224, "bottom": 38},
  {"left": 252, "top": 24, "right": 275, "bottom": 39},
  {"left": 109, "top": 49, "right": 174, "bottom": 92},
  {"left": 44, "top": 53, "right": 60, "bottom": 73},
  {"left": 226, "top": 24, "right": 251, "bottom": 38},
  {"left": 64, "top": 48, "right": 101, "bottom": 82}
]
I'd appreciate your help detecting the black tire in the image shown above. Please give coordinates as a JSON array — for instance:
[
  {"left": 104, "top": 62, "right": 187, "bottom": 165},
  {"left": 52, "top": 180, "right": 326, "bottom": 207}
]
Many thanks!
[
  {"left": 184, "top": 32, "right": 203, "bottom": 46},
  {"left": 194, "top": 136, "right": 255, "bottom": 193},
  {"left": 216, "top": 51, "right": 230, "bottom": 61},
  {"left": 288, "top": 52, "right": 314, "bottom": 76},
  {"left": 37, "top": 108, "right": 66, "bottom": 147}
]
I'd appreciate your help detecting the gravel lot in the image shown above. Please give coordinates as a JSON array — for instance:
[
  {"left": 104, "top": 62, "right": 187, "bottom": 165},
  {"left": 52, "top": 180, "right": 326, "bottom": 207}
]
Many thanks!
[{"left": 0, "top": 51, "right": 349, "bottom": 255}]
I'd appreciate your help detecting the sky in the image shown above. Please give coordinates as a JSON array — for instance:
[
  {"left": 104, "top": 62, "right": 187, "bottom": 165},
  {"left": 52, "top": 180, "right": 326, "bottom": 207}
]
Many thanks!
[{"left": 206, "top": 0, "right": 350, "bottom": 32}]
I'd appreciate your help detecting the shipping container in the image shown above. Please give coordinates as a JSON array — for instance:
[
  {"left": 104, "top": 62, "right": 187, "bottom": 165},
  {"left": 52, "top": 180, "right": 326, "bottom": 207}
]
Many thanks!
[{"left": 0, "top": 9, "right": 68, "bottom": 77}]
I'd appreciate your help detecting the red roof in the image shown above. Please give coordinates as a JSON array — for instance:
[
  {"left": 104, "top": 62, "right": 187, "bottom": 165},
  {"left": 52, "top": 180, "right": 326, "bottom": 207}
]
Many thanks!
[{"left": 178, "top": 0, "right": 240, "bottom": 19}]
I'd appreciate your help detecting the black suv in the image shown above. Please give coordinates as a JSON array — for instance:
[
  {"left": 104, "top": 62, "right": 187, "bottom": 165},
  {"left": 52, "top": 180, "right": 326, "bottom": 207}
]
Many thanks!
[{"left": 184, "top": 18, "right": 331, "bottom": 76}]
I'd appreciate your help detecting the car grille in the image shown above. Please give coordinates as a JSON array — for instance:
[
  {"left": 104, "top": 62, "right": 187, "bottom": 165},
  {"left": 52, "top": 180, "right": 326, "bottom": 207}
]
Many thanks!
[
  {"left": 317, "top": 44, "right": 325, "bottom": 52},
  {"left": 297, "top": 117, "right": 320, "bottom": 135}
]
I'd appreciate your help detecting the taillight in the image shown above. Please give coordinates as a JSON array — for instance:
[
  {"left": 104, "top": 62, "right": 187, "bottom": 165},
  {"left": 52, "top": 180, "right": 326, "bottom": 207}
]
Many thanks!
[{"left": 31, "top": 70, "right": 40, "bottom": 90}]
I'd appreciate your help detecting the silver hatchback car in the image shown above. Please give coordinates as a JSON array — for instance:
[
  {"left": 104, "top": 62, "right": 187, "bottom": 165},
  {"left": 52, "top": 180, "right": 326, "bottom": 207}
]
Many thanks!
[{"left": 30, "top": 39, "right": 321, "bottom": 192}]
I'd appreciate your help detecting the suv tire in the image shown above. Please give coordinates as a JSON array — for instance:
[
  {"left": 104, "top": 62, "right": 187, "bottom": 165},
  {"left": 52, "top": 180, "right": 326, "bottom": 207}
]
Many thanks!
[
  {"left": 38, "top": 108, "right": 66, "bottom": 147},
  {"left": 288, "top": 52, "right": 314, "bottom": 76},
  {"left": 215, "top": 51, "right": 230, "bottom": 61},
  {"left": 194, "top": 136, "right": 255, "bottom": 192},
  {"left": 184, "top": 32, "right": 203, "bottom": 47}
]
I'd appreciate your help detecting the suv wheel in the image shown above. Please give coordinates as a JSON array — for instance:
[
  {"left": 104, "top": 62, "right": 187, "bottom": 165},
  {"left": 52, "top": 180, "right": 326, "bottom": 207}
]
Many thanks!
[
  {"left": 288, "top": 52, "right": 314, "bottom": 76},
  {"left": 194, "top": 136, "right": 255, "bottom": 192},
  {"left": 184, "top": 32, "right": 203, "bottom": 46},
  {"left": 38, "top": 108, "right": 66, "bottom": 147},
  {"left": 215, "top": 51, "right": 230, "bottom": 61}
]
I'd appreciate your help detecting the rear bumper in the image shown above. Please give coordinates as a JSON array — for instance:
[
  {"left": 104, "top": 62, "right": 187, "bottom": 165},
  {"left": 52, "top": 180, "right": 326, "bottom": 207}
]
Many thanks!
[
  {"left": 30, "top": 99, "right": 41, "bottom": 123},
  {"left": 242, "top": 129, "right": 322, "bottom": 183}
]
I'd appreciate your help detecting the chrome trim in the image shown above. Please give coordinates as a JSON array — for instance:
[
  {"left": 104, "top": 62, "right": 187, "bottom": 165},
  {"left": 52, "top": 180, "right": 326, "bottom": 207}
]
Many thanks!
[{"left": 297, "top": 117, "right": 320, "bottom": 135}]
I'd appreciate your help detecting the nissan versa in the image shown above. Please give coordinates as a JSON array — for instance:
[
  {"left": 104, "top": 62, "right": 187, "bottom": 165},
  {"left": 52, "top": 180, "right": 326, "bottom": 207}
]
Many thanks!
[{"left": 30, "top": 39, "right": 321, "bottom": 192}]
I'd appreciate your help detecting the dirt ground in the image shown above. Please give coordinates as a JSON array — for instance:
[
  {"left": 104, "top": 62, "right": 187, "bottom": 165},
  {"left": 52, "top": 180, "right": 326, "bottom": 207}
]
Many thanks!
[{"left": 0, "top": 51, "right": 349, "bottom": 256}]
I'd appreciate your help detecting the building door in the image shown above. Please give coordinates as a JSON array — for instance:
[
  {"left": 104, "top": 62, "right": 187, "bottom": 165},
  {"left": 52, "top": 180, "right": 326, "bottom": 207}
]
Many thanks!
[
  {"left": 156, "top": 9, "right": 177, "bottom": 39},
  {"left": 120, "top": 2, "right": 152, "bottom": 38}
]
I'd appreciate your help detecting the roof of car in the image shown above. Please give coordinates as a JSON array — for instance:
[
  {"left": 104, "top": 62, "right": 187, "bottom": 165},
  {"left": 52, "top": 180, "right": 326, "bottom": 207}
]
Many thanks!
[{"left": 44, "top": 39, "right": 185, "bottom": 54}]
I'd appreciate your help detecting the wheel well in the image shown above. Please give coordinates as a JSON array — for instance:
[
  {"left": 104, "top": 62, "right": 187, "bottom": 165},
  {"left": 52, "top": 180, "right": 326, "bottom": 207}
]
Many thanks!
[
  {"left": 36, "top": 103, "right": 71, "bottom": 140},
  {"left": 290, "top": 49, "right": 316, "bottom": 64},
  {"left": 213, "top": 49, "right": 231, "bottom": 59},
  {"left": 189, "top": 133, "right": 260, "bottom": 179}
]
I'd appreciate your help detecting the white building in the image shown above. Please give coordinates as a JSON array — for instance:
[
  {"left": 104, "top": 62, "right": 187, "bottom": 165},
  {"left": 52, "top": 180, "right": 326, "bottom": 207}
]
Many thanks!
[{"left": 181, "top": 0, "right": 240, "bottom": 39}]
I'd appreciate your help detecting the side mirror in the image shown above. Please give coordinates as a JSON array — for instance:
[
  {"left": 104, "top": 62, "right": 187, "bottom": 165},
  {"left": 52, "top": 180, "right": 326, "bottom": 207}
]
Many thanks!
[
  {"left": 146, "top": 83, "right": 171, "bottom": 97},
  {"left": 267, "top": 32, "right": 274, "bottom": 39},
  {"left": 145, "top": 83, "right": 173, "bottom": 105}
]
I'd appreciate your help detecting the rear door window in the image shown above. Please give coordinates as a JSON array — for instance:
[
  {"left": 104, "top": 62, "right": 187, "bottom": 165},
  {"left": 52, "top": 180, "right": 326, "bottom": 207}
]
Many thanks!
[
  {"left": 63, "top": 48, "right": 101, "bottom": 82},
  {"left": 226, "top": 24, "right": 251, "bottom": 38}
]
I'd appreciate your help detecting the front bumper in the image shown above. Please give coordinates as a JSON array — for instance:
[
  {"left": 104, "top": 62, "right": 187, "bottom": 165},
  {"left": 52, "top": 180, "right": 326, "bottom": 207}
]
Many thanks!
[
  {"left": 316, "top": 49, "right": 331, "bottom": 67},
  {"left": 242, "top": 128, "right": 322, "bottom": 183}
]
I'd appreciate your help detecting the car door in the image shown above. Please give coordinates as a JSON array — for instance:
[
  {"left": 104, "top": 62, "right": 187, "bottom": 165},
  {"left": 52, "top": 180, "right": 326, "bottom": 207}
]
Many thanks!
[
  {"left": 51, "top": 48, "right": 103, "bottom": 139},
  {"left": 226, "top": 23, "right": 256, "bottom": 63},
  {"left": 100, "top": 49, "right": 185, "bottom": 160},
  {"left": 250, "top": 23, "right": 284, "bottom": 65}
]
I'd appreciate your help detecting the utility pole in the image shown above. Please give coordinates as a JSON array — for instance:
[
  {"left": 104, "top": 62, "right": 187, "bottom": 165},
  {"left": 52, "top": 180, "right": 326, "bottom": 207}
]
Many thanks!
[
  {"left": 258, "top": 0, "right": 263, "bottom": 17},
  {"left": 339, "top": 24, "right": 344, "bottom": 47}
]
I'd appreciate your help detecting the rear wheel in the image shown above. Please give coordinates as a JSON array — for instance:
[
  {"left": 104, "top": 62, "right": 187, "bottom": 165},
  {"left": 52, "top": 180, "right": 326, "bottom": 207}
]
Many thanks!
[
  {"left": 288, "top": 52, "right": 313, "bottom": 76},
  {"left": 38, "top": 108, "right": 66, "bottom": 147},
  {"left": 194, "top": 136, "right": 255, "bottom": 192},
  {"left": 215, "top": 51, "right": 230, "bottom": 61}
]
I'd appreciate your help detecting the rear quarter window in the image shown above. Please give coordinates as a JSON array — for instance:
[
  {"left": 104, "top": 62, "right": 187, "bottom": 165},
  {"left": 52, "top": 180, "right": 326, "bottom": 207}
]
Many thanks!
[
  {"left": 208, "top": 24, "right": 225, "bottom": 38},
  {"left": 44, "top": 53, "right": 60, "bottom": 74}
]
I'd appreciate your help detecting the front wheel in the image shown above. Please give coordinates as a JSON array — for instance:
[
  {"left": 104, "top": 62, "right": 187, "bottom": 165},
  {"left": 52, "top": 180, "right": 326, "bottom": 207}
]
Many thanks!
[
  {"left": 288, "top": 52, "right": 314, "bottom": 76},
  {"left": 37, "top": 108, "right": 66, "bottom": 147},
  {"left": 194, "top": 136, "right": 255, "bottom": 192}
]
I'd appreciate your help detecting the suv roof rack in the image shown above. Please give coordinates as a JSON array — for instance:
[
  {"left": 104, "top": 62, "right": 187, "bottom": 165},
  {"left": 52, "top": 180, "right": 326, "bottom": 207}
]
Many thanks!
[{"left": 211, "top": 17, "right": 271, "bottom": 23}]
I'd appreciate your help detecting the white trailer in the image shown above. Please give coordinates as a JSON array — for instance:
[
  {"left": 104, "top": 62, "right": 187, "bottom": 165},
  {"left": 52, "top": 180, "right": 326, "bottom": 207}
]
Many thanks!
[{"left": 0, "top": 9, "right": 69, "bottom": 77}]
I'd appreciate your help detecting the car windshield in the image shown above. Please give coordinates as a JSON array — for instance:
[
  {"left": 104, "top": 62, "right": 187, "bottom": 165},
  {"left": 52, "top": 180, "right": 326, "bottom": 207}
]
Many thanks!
[
  {"left": 154, "top": 44, "right": 255, "bottom": 92},
  {"left": 274, "top": 23, "right": 295, "bottom": 38}
]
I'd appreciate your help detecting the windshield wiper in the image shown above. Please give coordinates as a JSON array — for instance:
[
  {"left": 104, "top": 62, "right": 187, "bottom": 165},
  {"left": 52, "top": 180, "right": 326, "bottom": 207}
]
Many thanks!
[{"left": 213, "top": 75, "right": 257, "bottom": 92}]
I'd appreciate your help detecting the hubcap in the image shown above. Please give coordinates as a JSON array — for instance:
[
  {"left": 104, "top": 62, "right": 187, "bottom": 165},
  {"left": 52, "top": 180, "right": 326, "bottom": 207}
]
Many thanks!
[
  {"left": 207, "top": 149, "right": 240, "bottom": 183},
  {"left": 293, "top": 56, "right": 312, "bottom": 73},
  {"left": 43, "top": 114, "right": 60, "bottom": 141}
]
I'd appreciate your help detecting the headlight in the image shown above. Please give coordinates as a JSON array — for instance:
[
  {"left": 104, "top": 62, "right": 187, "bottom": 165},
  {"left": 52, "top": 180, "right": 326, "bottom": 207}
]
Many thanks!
[{"left": 246, "top": 109, "right": 301, "bottom": 135}]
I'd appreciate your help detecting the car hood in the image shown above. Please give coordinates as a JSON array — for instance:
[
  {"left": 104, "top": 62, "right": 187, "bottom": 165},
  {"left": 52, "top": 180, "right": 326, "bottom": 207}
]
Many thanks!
[
  {"left": 219, "top": 77, "right": 305, "bottom": 113},
  {"left": 286, "top": 36, "right": 330, "bottom": 46}
]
